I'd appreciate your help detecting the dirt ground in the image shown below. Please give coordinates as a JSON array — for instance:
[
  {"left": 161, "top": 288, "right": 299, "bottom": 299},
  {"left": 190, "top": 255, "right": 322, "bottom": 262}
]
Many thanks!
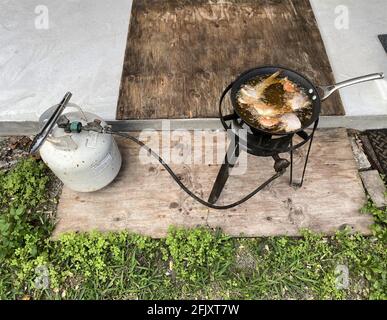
[{"left": 0, "top": 136, "right": 31, "bottom": 170}]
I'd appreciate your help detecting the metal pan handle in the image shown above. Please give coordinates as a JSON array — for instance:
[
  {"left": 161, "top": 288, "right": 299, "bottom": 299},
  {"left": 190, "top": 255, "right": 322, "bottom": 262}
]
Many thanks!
[{"left": 318, "top": 72, "right": 384, "bottom": 101}]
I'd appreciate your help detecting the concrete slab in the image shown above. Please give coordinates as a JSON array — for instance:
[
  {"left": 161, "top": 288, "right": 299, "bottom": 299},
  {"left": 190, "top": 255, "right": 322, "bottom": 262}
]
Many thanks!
[
  {"left": 310, "top": 0, "right": 387, "bottom": 116},
  {"left": 2, "top": 116, "right": 387, "bottom": 136},
  {"left": 0, "top": 0, "right": 132, "bottom": 122},
  {"left": 53, "top": 128, "right": 372, "bottom": 238}
]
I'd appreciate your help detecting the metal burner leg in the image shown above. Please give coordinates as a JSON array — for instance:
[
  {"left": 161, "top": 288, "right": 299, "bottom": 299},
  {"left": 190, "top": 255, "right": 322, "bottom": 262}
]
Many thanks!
[
  {"left": 292, "top": 129, "right": 316, "bottom": 188},
  {"left": 290, "top": 139, "right": 294, "bottom": 186},
  {"left": 208, "top": 138, "right": 240, "bottom": 204}
]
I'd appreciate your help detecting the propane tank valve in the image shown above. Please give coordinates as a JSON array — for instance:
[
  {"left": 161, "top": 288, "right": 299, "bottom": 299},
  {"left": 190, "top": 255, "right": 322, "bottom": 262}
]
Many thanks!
[
  {"left": 68, "top": 121, "right": 83, "bottom": 133},
  {"left": 57, "top": 115, "right": 82, "bottom": 133},
  {"left": 56, "top": 115, "right": 112, "bottom": 134}
]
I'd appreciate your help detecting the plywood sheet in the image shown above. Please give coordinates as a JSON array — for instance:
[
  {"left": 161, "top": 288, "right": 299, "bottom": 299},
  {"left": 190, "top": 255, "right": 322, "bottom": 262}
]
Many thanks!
[
  {"left": 54, "top": 129, "right": 371, "bottom": 238},
  {"left": 117, "top": 0, "right": 345, "bottom": 119}
]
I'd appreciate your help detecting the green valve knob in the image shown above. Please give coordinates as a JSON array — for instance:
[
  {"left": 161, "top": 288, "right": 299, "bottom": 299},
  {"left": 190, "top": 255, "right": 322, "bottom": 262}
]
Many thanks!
[{"left": 69, "top": 121, "right": 82, "bottom": 133}]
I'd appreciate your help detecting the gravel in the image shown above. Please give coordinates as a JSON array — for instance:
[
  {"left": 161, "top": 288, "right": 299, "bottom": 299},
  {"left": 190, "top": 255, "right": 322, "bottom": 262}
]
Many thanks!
[{"left": 0, "top": 136, "right": 32, "bottom": 170}]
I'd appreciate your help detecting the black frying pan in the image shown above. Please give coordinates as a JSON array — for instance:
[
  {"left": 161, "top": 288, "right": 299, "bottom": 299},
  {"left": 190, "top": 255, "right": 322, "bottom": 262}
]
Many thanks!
[{"left": 228, "top": 66, "right": 384, "bottom": 136}]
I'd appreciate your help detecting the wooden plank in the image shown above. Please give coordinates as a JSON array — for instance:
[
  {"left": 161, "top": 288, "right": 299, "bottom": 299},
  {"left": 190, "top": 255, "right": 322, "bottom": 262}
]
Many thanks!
[
  {"left": 54, "top": 128, "right": 371, "bottom": 238},
  {"left": 359, "top": 170, "right": 387, "bottom": 208},
  {"left": 117, "top": 0, "right": 344, "bottom": 120},
  {"left": 348, "top": 130, "right": 371, "bottom": 170}
]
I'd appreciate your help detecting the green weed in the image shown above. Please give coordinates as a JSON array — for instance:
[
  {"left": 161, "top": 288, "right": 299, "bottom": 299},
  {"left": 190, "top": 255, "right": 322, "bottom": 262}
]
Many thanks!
[{"left": 0, "top": 157, "right": 386, "bottom": 300}]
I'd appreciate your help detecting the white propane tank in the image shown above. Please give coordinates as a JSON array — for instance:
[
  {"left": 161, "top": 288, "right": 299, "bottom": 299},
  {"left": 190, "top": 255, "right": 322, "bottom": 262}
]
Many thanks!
[{"left": 39, "top": 104, "right": 122, "bottom": 192}]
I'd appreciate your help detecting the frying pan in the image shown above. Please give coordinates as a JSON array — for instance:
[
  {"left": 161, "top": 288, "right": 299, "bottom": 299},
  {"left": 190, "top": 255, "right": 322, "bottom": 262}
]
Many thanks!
[{"left": 226, "top": 66, "right": 384, "bottom": 136}]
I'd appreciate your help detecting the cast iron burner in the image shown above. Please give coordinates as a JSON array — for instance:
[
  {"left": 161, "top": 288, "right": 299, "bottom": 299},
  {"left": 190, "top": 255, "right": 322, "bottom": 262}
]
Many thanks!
[{"left": 208, "top": 85, "right": 319, "bottom": 205}]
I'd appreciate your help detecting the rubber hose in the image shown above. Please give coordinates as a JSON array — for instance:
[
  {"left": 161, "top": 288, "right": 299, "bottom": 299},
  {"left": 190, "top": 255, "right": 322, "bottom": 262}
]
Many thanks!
[{"left": 113, "top": 132, "right": 284, "bottom": 210}]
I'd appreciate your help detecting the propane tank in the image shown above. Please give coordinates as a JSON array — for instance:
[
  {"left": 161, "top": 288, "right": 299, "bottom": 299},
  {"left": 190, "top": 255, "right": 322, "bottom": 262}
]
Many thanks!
[{"left": 36, "top": 100, "right": 122, "bottom": 192}]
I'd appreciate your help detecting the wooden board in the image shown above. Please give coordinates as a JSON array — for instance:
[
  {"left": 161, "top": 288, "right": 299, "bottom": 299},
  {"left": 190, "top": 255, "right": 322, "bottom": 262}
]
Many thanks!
[
  {"left": 117, "top": 0, "right": 345, "bottom": 119},
  {"left": 54, "top": 129, "right": 371, "bottom": 238},
  {"left": 359, "top": 170, "right": 386, "bottom": 208}
]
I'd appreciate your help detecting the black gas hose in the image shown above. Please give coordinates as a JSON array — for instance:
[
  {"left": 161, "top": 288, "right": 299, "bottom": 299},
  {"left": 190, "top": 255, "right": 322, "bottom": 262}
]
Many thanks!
[{"left": 113, "top": 132, "right": 284, "bottom": 210}]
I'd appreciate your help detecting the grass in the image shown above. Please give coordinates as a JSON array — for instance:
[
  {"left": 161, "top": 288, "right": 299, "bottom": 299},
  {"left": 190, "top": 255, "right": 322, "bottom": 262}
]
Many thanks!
[{"left": 0, "top": 157, "right": 386, "bottom": 300}]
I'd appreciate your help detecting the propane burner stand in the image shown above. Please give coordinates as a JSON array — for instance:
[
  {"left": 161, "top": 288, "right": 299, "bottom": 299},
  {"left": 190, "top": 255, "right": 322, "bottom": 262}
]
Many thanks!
[
  {"left": 207, "top": 84, "right": 319, "bottom": 205},
  {"left": 206, "top": 67, "right": 384, "bottom": 205}
]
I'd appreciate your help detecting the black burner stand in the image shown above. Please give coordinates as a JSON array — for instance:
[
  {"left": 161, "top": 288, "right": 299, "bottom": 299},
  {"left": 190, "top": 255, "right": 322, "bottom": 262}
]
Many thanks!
[{"left": 208, "top": 114, "right": 319, "bottom": 205}]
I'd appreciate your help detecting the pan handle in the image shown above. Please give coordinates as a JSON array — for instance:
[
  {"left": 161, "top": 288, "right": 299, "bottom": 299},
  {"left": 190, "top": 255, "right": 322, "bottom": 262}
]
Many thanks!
[{"left": 318, "top": 72, "right": 384, "bottom": 101}]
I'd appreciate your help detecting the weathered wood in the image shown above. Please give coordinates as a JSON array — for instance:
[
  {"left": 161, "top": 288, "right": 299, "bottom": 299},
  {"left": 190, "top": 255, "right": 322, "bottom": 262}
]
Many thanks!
[
  {"left": 359, "top": 170, "right": 386, "bottom": 208},
  {"left": 54, "top": 128, "right": 371, "bottom": 238},
  {"left": 348, "top": 131, "right": 371, "bottom": 170},
  {"left": 117, "top": 0, "right": 344, "bottom": 120}
]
